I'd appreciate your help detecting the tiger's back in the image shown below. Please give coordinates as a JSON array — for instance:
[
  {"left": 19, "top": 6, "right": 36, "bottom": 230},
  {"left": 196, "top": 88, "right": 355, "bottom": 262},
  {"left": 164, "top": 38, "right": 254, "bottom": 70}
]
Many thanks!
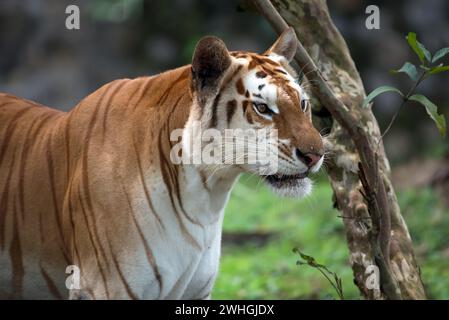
[
  {"left": 0, "top": 94, "right": 70, "bottom": 299},
  {"left": 0, "top": 67, "right": 194, "bottom": 299}
]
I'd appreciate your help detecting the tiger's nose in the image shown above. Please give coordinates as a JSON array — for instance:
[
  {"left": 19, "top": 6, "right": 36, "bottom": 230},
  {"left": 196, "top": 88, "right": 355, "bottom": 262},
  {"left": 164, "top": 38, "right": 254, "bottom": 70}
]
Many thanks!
[{"left": 295, "top": 149, "right": 322, "bottom": 168}]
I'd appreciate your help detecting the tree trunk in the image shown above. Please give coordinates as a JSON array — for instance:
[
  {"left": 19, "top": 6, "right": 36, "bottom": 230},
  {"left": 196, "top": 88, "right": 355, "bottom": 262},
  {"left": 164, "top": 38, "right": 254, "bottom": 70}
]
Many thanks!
[{"left": 259, "top": 0, "right": 426, "bottom": 299}]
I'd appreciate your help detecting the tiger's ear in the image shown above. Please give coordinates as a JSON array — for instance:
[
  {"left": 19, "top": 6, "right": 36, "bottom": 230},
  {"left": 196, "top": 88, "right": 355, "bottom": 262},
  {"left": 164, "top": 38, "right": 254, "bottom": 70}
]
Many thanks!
[
  {"left": 265, "top": 27, "right": 297, "bottom": 62},
  {"left": 191, "top": 36, "right": 231, "bottom": 94}
]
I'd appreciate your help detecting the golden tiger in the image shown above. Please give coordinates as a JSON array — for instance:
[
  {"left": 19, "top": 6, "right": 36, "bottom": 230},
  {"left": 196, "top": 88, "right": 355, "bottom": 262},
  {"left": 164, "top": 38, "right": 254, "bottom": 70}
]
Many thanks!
[{"left": 0, "top": 28, "right": 324, "bottom": 299}]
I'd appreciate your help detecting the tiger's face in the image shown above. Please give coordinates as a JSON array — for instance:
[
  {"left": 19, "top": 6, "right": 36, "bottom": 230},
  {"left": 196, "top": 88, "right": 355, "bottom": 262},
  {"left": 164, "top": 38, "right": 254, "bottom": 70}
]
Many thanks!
[{"left": 189, "top": 28, "right": 324, "bottom": 197}]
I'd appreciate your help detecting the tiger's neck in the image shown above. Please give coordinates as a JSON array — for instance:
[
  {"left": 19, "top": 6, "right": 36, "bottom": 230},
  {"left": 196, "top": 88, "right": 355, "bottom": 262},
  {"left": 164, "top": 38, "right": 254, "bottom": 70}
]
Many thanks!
[{"left": 133, "top": 65, "right": 241, "bottom": 226}]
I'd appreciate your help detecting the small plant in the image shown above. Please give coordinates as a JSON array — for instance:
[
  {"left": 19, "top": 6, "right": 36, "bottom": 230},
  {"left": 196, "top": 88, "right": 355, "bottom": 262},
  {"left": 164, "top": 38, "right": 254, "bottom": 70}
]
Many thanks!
[
  {"left": 363, "top": 32, "right": 448, "bottom": 139},
  {"left": 293, "top": 248, "right": 344, "bottom": 300}
]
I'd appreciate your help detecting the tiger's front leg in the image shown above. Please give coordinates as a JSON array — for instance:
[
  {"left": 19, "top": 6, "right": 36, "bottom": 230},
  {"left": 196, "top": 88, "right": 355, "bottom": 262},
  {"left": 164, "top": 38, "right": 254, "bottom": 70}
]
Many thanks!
[
  {"left": 181, "top": 228, "right": 222, "bottom": 300},
  {"left": 63, "top": 170, "right": 165, "bottom": 299},
  {"left": 66, "top": 254, "right": 163, "bottom": 300}
]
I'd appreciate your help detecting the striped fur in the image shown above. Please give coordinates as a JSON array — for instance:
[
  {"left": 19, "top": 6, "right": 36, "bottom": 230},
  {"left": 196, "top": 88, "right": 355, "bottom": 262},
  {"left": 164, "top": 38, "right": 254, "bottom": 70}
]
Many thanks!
[{"left": 0, "top": 29, "right": 324, "bottom": 299}]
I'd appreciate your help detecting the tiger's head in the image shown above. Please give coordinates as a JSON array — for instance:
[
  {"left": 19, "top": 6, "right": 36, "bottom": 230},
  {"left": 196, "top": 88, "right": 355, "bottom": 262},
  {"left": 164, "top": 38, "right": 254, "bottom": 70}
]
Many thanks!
[{"left": 186, "top": 28, "right": 325, "bottom": 198}]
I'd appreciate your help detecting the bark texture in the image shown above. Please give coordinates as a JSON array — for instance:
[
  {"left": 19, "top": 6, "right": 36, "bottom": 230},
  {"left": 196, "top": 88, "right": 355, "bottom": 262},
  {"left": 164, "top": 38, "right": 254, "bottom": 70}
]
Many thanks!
[{"left": 260, "top": 0, "right": 426, "bottom": 299}]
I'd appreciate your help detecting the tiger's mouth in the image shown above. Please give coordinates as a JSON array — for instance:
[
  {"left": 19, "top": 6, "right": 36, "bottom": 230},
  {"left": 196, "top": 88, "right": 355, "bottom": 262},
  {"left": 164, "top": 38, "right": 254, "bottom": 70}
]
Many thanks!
[
  {"left": 260, "top": 172, "right": 312, "bottom": 198},
  {"left": 262, "top": 172, "right": 308, "bottom": 187}
]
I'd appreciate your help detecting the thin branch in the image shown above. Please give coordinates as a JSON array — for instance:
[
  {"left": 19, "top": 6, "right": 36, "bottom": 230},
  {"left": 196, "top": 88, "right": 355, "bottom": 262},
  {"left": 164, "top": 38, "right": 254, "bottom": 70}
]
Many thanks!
[
  {"left": 316, "top": 267, "right": 344, "bottom": 300},
  {"left": 377, "top": 70, "right": 428, "bottom": 147},
  {"left": 378, "top": 98, "right": 406, "bottom": 145},
  {"left": 337, "top": 215, "right": 371, "bottom": 220}
]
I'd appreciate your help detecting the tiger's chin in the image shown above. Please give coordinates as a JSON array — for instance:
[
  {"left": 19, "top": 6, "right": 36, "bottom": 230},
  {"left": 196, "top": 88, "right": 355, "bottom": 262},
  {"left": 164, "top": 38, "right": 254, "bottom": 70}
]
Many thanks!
[{"left": 261, "top": 173, "right": 312, "bottom": 198}]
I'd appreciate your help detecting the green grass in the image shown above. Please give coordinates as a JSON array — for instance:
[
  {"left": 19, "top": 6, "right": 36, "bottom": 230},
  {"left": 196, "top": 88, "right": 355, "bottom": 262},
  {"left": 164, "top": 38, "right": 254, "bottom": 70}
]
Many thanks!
[
  {"left": 398, "top": 188, "right": 449, "bottom": 299},
  {"left": 213, "top": 174, "right": 449, "bottom": 299}
]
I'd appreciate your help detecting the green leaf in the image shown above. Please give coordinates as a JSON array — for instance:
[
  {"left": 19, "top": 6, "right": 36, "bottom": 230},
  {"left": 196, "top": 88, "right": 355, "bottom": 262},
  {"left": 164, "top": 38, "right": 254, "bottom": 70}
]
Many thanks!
[
  {"left": 299, "top": 252, "right": 316, "bottom": 264},
  {"left": 390, "top": 62, "right": 418, "bottom": 81},
  {"left": 418, "top": 41, "right": 432, "bottom": 62},
  {"left": 409, "top": 94, "right": 447, "bottom": 137},
  {"left": 295, "top": 250, "right": 325, "bottom": 268},
  {"left": 363, "top": 86, "right": 403, "bottom": 108},
  {"left": 432, "top": 47, "right": 449, "bottom": 63},
  {"left": 428, "top": 65, "right": 449, "bottom": 75},
  {"left": 407, "top": 32, "right": 426, "bottom": 64}
]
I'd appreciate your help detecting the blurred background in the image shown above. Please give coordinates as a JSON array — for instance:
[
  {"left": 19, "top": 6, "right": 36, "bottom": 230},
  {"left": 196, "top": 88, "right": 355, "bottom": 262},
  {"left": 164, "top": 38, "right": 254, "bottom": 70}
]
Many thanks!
[{"left": 0, "top": 0, "right": 448, "bottom": 299}]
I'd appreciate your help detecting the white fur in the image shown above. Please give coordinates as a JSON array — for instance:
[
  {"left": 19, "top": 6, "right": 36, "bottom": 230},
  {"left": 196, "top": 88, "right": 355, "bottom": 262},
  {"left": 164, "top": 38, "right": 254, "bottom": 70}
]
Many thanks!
[{"left": 269, "top": 177, "right": 313, "bottom": 198}]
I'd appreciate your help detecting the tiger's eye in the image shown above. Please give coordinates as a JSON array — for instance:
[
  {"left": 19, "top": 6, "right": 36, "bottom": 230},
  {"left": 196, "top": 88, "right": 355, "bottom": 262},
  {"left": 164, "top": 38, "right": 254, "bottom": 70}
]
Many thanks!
[
  {"left": 300, "top": 99, "right": 308, "bottom": 112},
  {"left": 255, "top": 103, "right": 269, "bottom": 114}
]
